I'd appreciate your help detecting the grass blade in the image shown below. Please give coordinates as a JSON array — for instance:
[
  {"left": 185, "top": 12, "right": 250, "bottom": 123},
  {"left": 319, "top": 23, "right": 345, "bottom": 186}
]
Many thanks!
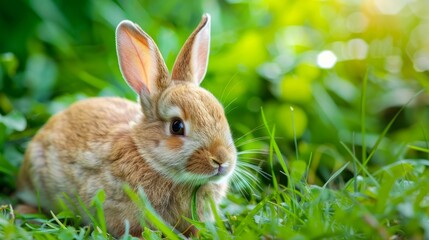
[
  {"left": 408, "top": 145, "right": 429, "bottom": 154},
  {"left": 234, "top": 197, "right": 268, "bottom": 235},
  {"left": 261, "top": 108, "right": 298, "bottom": 214},
  {"left": 90, "top": 190, "right": 107, "bottom": 237},
  {"left": 209, "top": 198, "right": 229, "bottom": 239},
  {"left": 261, "top": 108, "right": 279, "bottom": 191},
  {"left": 340, "top": 141, "right": 379, "bottom": 187},
  {"left": 50, "top": 211, "right": 67, "bottom": 230},
  {"left": 123, "top": 185, "right": 181, "bottom": 240},
  {"left": 191, "top": 185, "right": 200, "bottom": 221},
  {"left": 290, "top": 106, "right": 299, "bottom": 161},
  {"left": 322, "top": 162, "right": 350, "bottom": 188},
  {"left": 363, "top": 89, "right": 425, "bottom": 167},
  {"left": 361, "top": 70, "right": 368, "bottom": 164}
]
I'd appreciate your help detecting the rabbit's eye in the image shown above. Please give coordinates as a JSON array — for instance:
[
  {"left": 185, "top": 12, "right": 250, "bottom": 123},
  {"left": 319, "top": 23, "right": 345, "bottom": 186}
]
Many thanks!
[{"left": 170, "top": 118, "right": 185, "bottom": 136}]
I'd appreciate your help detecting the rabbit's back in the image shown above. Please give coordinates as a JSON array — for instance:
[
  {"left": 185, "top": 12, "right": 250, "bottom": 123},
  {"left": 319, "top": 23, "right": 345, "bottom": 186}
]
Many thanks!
[{"left": 17, "top": 97, "right": 141, "bottom": 211}]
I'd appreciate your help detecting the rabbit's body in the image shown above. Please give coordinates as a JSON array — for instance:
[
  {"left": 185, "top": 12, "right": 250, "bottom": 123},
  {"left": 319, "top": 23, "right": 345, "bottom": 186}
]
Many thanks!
[
  {"left": 19, "top": 94, "right": 230, "bottom": 236},
  {"left": 17, "top": 14, "right": 235, "bottom": 237}
]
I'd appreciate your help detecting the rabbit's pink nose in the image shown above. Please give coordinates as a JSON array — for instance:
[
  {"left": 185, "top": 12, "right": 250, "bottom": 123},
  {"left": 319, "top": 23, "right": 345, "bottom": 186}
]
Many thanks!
[{"left": 217, "top": 165, "right": 226, "bottom": 175}]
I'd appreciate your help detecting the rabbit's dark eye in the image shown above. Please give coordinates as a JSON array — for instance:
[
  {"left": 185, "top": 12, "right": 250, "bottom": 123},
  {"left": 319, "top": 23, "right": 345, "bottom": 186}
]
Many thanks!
[{"left": 170, "top": 118, "right": 185, "bottom": 136}]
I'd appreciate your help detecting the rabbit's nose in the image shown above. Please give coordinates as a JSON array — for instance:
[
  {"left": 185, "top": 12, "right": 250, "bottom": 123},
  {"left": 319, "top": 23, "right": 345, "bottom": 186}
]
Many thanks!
[{"left": 211, "top": 158, "right": 228, "bottom": 175}]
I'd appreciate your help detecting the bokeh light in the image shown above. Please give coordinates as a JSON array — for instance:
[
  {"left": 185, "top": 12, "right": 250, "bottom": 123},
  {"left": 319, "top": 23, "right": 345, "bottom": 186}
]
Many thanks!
[{"left": 317, "top": 50, "right": 337, "bottom": 69}]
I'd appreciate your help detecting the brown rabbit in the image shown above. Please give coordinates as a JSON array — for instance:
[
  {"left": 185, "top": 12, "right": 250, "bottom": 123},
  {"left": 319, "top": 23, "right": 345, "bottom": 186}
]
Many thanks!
[{"left": 17, "top": 14, "right": 236, "bottom": 237}]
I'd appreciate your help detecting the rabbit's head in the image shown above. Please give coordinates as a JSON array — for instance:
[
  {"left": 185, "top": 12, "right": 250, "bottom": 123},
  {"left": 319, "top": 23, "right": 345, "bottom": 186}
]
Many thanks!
[{"left": 116, "top": 14, "right": 236, "bottom": 185}]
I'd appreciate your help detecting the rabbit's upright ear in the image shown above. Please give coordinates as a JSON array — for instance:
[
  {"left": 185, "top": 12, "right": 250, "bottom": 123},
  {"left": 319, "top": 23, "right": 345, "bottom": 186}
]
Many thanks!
[
  {"left": 116, "top": 21, "right": 169, "bottom": 97},
  {"left": 171, "top": 14, "right": 211, "bottom": 85}
]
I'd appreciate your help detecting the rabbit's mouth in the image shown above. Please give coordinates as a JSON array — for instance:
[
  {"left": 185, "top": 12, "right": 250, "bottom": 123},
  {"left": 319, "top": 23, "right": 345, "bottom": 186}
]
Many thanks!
[
  {"left": 214, "top": 162, "right": 233, "bottom": 176},
  {"left": 209, "top": 162, "right": 235, "bottom": 182},
  {"left": 216, "top": 165, "right": 227, "bottom": 176}
]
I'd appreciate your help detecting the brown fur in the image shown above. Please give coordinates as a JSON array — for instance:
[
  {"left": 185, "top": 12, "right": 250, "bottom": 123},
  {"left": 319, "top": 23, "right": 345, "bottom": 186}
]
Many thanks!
[
  {"left": 165, "top": 137, "right": 184, "bottom": 150},
  {"left": 17, "top": 14, "right": 235, "bottom": 238}
]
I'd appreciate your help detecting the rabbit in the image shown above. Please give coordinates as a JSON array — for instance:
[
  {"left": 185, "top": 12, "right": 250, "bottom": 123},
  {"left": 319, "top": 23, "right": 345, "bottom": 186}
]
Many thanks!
[{"left": 16, "top": 13, "right": 236, "bottom": 237}]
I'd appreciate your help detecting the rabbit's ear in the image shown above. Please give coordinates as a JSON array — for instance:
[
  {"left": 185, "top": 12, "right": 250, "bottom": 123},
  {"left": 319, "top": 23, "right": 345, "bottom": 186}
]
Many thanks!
[
  {"left": 116, "top": 20, "right": 169, "bottom": 96},
  {"left": 171, "top": 14, "right": 210, "bottom": 85}
]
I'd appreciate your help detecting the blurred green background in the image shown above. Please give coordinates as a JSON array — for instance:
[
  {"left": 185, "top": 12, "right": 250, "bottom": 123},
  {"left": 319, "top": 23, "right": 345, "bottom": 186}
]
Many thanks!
[{"left": 1, "top": 0, "right": 428, "bottom": 194}]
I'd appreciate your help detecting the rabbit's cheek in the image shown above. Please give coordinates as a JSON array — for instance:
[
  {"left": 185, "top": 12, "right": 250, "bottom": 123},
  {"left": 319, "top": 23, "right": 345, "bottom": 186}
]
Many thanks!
[{"left": 165, "top": 137, "right": 183, "bottom": 150}]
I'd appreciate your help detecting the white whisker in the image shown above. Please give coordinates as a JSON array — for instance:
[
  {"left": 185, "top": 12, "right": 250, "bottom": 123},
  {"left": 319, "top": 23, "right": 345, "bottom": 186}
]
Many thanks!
[
  {"left": 220, "top": 72, "right": 238, "bottom": 104},
  {"left": 237, "top": 150, "right": 269, "bottom": 155},
  {"left": 224, "top": 97, "right": 237, "bottom": 112},
  {"left": 233, "top": 125, "right": 266, "bottom": 143},
  {"left": 235, "top": 136, "right": 271, "bottom": 147},
  {"left": 238, "top": 156, "right": 266, "bottom": 163}
]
